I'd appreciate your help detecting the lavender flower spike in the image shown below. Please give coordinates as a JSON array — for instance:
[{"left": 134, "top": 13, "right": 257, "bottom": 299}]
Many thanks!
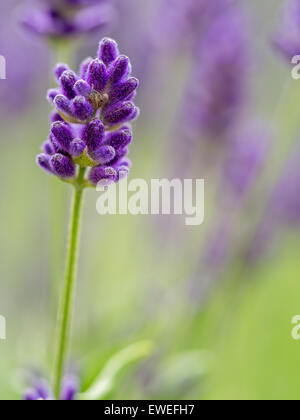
[
  {"left": 37, "top": 38, "right": 139, "bottom": 187},
  {"left": 35, "top": 39, "right": 140, "bottom": 401},
  {"left": 21, "top": 0, "right": 115, "bottom": 40}
]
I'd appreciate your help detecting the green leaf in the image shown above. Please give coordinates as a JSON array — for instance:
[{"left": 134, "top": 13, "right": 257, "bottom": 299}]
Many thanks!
[{"left": 79, "top": 340, "right": 153, "bottom": 400}]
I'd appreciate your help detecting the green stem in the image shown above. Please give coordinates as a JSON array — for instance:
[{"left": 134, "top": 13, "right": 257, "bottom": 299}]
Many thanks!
[{"left": 53, "top": 168, "right": 86, "bottom": 399}]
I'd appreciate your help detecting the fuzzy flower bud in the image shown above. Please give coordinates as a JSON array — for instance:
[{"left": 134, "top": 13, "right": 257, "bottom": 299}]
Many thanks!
[
  {"left": 54, "top": 95, "right": 72, "bottom": 116},
  {"left": 54, "top": 63, "right": 70, "bottom": 81},
  {"left": 89, "top": 165, "right": 117, "bottom": 186},
  {"left": 60, "top": 70, "right": 77, "bottom": 99},
  {"left": 51, "top": 122, "right": 74, "bottom": 153},
  {"left": 36, "top": 154, "right": 53, "bottom": 174},
  {"left": 98, "top": 37, "right": 119, "bottom": 66},
  {"left": 87, "top": 59, "right": 108, "bottom": 93},
  {"left": 109, "top": 78, "right": 139, "bottom": 105},
  {"left": 74, "top": 80, "right": 92, "bottom": 98},
  {"left": 71, "top": 96, "right": 94, "bottom": 121},
  {"left": 82, "top": 119, "right": 105, "bottom": 153},
  {"left": 105, "top": 127, "right": 133, "bottom": 149},
  {"left": 109, "top": 55, "right": 132, "bottom": 86},
  {"left": 102, "top": 102, "right": 137, "bottom": 127},
  {"left": 50, "top": 154, "right": 75, "bottom": 178},
  {"left": 92, "top": 145, "right": 116, "bottom": 164},
  {"left": 70, "top": 139, "right": 86, "bottom": 158}
]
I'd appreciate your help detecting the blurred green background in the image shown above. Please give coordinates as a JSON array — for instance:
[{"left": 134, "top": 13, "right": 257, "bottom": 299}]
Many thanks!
[{"left": 1, "top": 0, "right": 300, "bottom": 400}]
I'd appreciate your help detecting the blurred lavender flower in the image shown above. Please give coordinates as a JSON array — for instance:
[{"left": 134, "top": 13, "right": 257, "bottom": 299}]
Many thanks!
[
  {"left": 269, "top": 149, "right": 300, "bottom": 225},
  {"left": 203, "top": 222, "right": 231, "bottom": 270},
  {"left": 21, "top": 0, "right": 115, "bottom": 40},
  {"left": 246, "top": 148, "right": 300, "bottom": 265},
  {"left": 181, "top": 5, "right": 249, "bottom": 143},
  {"left": 37, "top": 38, "right": 139, "bottom": 185},
  {"left": 0, "top": 1, "right": 47, "bottom": 116},
  {"left": 194, "top": 124, "right": 269, "bottom": 281},
  {"left": 155, "top": 0, "right": 233, "bottom": 50},
  {"left": 274, "top": 0, "right": 300, "bottom": 61},
  {"left": 24, "top": 373, "right": 79, "bottom": 401},
  {"left": 222, "top": 125, "right": 269, "bottom": 199}
]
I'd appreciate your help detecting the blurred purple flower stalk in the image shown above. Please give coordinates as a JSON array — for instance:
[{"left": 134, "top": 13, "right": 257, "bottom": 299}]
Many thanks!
[{"left": 181, "top": 4, "right": 249, "bottom": 145}]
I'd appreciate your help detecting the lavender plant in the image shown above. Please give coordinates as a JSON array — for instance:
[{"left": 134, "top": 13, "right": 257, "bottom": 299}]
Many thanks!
[
  {"left": 21, "top": 0, "right": 115, "bottom": 41},
  {"left": 35, "top": 38, "right": 140, "bottom": 400}
]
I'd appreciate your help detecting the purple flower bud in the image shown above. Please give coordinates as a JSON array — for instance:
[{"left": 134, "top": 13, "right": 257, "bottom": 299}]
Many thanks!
[
  {"left": 54, "top": 94, "right": 72, "bottom": 115},
  {"left": 74, "top": 79, "right": 92, "bottom": 98},
  {"left": 50, "top": 154, "right": 75, "bottom": 178},
  {"left": 89, "top": 165, "right": 117, "bottom": 185},
  {"left": 54, "top": 63, "right": 69, "bottom": 81},
  {"left": 130, "top": 106, "right": 140, "bottom": 122},
  {"left": 50, "top": 111, "right": 64, "bottom": 123},
  {"left": 109, "top": 55, "right": 132, "bottom": 86},
  {"left": 36, "top": 153, "right": 53, "bottom": 174},
  {"left": 79, "top": 57, "right": 93, "bottom": 79},
  {"left": 110, "top": 147, "right": 129, "bottom": 166},
  {"left": 70, "top": 138, "right": 86, "bottom": 157},
  {"left": 60, "top": 70, "right": 78, "bottom": 99},
  {"left": 102, "top": 102, "right": 137, "bottom": 127},
  {"left": 118, "top": 158, "right": 131, "bottom": 168},
  {"left": 91, "top": 145, "right": 116, "bottom": 164},
  {"left": 98, "top": 37, "right": 119, "bottom": 66},
  {"left": 105, "top": 127, "right": 133, "bottom": 149},
  {"left": 71, "top": 96, "right": 94, "bottom": 121},
  {"left": 109, "top": 78, "right": 139, "bottom": 105},
  {"left": 116, "top": 165, "right": 130, "bottom": 181},
  {"left": 43, "top": 140, "right": 55, "bottom": 155},
  {"left": 47, "top": 89, "right": 60, "bottom": 104},
  {"left": 87, "top": 59, "right": 108, "bottom": 93},
  {"left": 51, "top": 121, "right": 74, "bottom": 152},
  {"left": 49, "top": 133, "right": 68, "bottom": 155},
  {"left": 82, "top": 118, "right": 105, "bottom": 153}
]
